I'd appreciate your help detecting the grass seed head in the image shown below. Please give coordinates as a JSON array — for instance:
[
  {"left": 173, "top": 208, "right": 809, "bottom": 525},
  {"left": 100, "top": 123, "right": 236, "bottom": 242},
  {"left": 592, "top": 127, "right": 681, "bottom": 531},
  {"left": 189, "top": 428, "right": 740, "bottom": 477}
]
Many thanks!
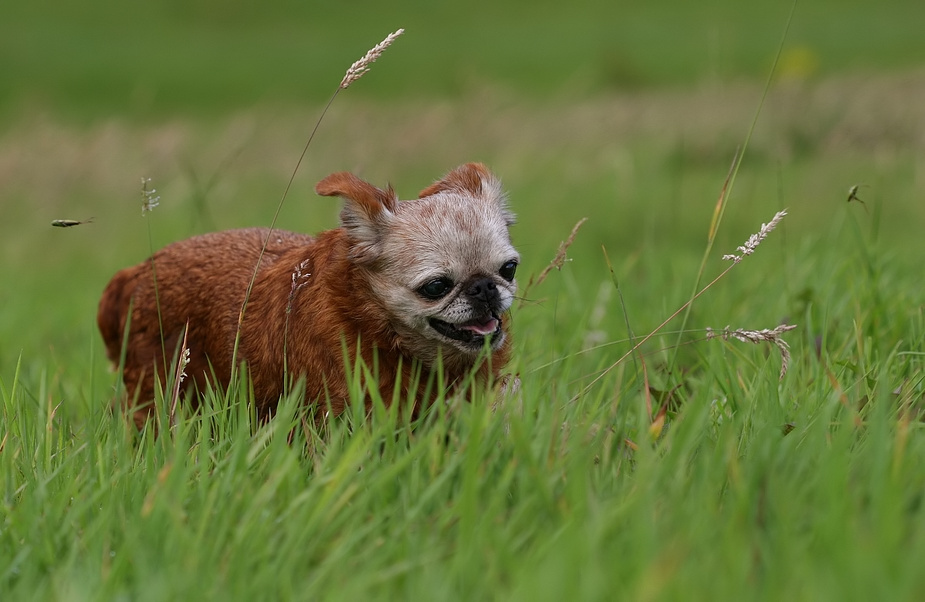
[
  {"left": 340, "top": 29, "right": 405, "bottom": 89},
  {"left": 533, "top": 217, "right": 588, "bottom": 287},
  {"left": 706, "top": 323, "right": 797, "bottom": 380},
  {"left": 722, "top": 209, "right": 787, "bottom": 263},
  {"left": 287, "top": 259, "right": 312, "bottom": 313},
  {"left": 141, "top": 177, "right": 161, "bottom": 216}
]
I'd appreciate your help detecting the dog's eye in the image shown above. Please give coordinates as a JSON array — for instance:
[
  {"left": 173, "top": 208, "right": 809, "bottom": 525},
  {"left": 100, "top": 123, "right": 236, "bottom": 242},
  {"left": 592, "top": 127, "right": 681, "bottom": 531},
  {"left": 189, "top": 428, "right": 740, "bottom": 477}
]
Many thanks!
[
  {"left": 419, "top": 277, "right": 453, "bottom": 300},
  {"left": 499, "top": 260, "right": 518, "bottom": 282}
]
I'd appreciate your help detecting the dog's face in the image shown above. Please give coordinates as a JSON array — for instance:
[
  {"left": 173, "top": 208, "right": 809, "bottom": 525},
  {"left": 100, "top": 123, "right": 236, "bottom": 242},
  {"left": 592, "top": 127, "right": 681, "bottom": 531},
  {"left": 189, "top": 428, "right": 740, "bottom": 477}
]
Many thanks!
[{"left": 315, "top": 163, "right": 518, "bottom": 361}]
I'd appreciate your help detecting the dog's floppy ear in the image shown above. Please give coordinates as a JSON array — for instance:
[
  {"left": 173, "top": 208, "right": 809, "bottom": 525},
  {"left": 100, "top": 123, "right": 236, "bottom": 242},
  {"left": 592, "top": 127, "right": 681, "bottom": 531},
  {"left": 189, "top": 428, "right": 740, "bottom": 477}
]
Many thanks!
[
  {"left": 315, "top": 172, "right": 398, "bottom": 263},
  {"left": 419, "top": 163, "right": 514, "bottom": 225}
]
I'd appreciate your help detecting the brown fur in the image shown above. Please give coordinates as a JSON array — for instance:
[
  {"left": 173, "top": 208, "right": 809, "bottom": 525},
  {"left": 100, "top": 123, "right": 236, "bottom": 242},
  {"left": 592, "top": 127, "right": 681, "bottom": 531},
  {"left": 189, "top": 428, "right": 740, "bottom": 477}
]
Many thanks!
[{"left": 98, "top": 164, "right": 514, "bottom": 428}]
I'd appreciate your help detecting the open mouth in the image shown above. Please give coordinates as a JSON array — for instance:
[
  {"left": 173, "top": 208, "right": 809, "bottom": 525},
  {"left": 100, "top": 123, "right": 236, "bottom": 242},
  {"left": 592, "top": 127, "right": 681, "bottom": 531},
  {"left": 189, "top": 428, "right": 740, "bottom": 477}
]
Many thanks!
[{"left": 429, "top": 314, "right": 502, "bottom": 347}]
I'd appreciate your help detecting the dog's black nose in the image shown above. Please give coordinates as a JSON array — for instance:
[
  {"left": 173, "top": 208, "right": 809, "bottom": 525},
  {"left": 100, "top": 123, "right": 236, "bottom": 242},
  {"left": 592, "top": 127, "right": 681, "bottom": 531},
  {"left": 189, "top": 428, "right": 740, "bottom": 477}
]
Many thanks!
[{"left": 466, "top": 277, "right": 499, "bottom": 304}]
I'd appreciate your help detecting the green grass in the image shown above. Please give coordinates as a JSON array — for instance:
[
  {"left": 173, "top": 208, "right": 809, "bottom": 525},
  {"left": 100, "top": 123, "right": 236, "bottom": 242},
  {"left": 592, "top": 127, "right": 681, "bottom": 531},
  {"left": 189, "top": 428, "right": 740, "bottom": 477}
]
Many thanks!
[
  {"left": 3, "top": 235, "right": 925, "bottom": 599},
  {"left": 4, "top": 1, "right": 925, "bottom": 599}
]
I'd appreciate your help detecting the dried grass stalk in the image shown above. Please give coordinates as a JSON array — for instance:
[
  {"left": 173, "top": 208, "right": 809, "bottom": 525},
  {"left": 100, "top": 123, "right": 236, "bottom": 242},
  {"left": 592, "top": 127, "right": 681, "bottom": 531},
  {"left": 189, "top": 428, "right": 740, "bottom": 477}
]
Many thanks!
[
  {"left": 722, "top": 210, "right": 787, "bottom": 263},
  {"left": 518, "top": 217, "right": 587, "bottom": 308},
  {"left": 231, "top": 28, "right": 404, "bottom": 377},
  {"left": 536, "top": 217, "right": 587, "bottom": 286},
  {"left": 287, "top": 259, "right": 312, "bottom": 313},
  {"left": 706, "top": 323, "right": 797, "bottom": 380},
  {"left": 341, "top": 29, "right": 405, "bottom": 89},
  {"left": 140, "top": 177, "right": 160, "bottom": 216}
]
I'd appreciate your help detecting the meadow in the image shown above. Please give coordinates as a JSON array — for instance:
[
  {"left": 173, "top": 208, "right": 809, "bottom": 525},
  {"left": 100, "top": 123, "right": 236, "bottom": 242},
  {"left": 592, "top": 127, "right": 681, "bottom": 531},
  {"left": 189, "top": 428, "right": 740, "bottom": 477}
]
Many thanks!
[{"left": 2, "top": 1, "right": 925, "bottom": 599}]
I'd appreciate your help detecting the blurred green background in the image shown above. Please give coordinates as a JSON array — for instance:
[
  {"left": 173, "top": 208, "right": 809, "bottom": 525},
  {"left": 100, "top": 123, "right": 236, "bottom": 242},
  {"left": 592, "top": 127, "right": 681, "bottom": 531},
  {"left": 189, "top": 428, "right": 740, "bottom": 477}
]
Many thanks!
[
  {"left": 3, "top": 0, "right": 924, "bottom": 119},
  {"left": 1, "top": 0, "right": 924, "bottom": 382}
]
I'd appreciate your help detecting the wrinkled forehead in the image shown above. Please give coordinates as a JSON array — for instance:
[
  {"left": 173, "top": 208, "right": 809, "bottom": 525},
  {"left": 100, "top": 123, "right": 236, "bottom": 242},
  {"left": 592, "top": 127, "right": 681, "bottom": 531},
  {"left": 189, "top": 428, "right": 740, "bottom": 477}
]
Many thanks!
[{"left": 385, "top": 193, "right": 517, "bottom": 277}]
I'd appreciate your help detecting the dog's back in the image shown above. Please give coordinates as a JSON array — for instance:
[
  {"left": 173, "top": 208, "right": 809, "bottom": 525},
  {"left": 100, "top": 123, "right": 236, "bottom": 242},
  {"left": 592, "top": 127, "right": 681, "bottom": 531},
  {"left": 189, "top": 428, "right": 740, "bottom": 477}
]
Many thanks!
[{"left": 97, "top": 227, "right": 313, "bottom": 425}]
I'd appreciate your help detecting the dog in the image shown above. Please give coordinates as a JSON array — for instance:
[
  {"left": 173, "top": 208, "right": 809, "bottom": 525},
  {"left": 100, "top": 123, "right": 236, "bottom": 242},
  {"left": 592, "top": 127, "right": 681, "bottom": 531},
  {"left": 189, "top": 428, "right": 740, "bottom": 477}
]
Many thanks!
[{"left": 97, "top": 163, "right": 519, "bottom": 428}]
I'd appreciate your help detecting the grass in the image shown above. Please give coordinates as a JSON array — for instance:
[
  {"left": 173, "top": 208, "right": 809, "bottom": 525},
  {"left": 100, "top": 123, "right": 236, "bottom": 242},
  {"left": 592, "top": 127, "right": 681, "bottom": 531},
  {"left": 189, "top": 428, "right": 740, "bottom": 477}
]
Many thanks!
[
  {"left": 4, "top": 239, "right": 925, "bottom": 599},
  {"left": 3, "top": 1, "right": 925, "bottom": 599}
]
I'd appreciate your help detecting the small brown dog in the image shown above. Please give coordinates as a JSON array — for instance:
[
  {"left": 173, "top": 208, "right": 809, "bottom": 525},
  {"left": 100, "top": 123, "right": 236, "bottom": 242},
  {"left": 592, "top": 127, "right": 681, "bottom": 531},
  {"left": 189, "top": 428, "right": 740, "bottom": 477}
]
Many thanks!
[{"left": 98, "top": 163, "right": 519, "bottom": 427}]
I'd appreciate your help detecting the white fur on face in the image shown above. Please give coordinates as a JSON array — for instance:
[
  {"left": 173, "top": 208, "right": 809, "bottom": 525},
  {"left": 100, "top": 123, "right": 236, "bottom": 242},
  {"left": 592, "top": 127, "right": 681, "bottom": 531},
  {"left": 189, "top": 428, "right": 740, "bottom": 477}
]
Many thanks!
[{"left": 366, "top": 188, "right": 519, "bottom": 355}]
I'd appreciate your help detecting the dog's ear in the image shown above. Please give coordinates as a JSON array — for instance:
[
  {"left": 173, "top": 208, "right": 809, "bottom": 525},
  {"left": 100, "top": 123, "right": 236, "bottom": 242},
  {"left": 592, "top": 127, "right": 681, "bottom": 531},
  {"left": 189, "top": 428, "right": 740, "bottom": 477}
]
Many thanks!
[
  {"left": 315, "top": 172, "right": 398, "bottom": 263},
  {"left": 419, "top": 163, "right": 514, "bottom": 225}
]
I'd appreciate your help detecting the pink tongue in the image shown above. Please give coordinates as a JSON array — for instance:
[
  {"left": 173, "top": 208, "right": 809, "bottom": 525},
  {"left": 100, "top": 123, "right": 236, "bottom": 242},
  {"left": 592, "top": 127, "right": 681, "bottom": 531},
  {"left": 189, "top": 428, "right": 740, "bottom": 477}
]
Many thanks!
[{"left": 461, "top": 318, "right": 499, "bottom": 335}]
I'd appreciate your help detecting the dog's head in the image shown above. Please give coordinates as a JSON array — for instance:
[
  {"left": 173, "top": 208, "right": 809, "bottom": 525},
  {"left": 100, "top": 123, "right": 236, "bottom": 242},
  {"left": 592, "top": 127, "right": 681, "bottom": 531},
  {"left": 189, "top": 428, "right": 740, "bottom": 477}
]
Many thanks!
[{"left": 315, "top": 163, "right": 519, "bottom": 363}]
